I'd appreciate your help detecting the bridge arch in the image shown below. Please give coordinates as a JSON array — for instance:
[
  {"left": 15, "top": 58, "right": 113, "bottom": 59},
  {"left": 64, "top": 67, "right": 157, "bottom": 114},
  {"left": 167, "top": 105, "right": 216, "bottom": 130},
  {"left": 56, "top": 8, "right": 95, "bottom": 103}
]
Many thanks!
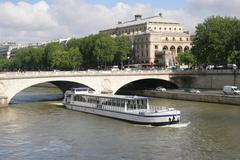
[
  {"left": 6, "top": 79, "right": 96, "bottom": 104},
  {"left": 113, "top": 78, "right": 178, "bottom": 94}
]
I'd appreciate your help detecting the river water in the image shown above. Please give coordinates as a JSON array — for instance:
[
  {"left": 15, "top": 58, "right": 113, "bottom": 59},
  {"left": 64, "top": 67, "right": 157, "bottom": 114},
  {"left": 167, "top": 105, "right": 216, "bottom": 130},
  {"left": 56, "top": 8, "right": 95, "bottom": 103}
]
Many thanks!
[{"left": 0, "top": 87, "right": 240, "bottom": 160}]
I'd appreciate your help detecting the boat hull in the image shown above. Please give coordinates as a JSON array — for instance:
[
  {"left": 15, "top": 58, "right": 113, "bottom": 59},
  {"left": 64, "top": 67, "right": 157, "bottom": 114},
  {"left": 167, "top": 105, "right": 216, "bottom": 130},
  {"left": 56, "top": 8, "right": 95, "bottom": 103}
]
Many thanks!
[{"left": 64, "top": 103, "right": 180, "bottom": 126}]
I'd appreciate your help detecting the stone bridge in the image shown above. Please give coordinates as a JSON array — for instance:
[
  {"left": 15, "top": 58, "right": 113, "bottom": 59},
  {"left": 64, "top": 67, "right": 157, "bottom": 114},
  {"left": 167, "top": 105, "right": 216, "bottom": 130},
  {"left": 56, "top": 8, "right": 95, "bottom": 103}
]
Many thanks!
[{"left": 0, "top": 70, "right": 239, "bottom": 106}]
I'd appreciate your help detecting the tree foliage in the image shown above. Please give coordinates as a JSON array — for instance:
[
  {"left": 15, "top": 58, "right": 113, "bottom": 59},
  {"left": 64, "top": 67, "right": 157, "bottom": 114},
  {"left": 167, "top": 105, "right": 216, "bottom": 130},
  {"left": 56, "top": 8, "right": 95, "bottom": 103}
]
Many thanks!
[
  {"left": 114, "top": 36, "right": 131, "bottom": 67},
  {"left": 192, "top": 16, "right": 240, "bottom": 67},
  {"left": 93, "top": 34, "right": 117, "bottom": 67},
  {"left": 1, "top": 33, "right": 131, "bottom": 71},
  {"left": 176, "top": 51, "right": 194, "bottom": 67},
  {"left": 13, "top": 48, "right": 45, "bottom": 70},
  {"left": 0, "top": 57, "right": 9, "bottom": 71}
]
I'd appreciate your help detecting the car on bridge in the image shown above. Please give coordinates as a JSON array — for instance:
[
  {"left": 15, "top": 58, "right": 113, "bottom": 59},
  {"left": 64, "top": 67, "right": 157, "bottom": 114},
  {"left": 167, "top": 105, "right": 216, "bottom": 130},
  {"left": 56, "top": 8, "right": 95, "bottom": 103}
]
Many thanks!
[{"left": 111, "top": 66, "right": 119, "bottom": 71}]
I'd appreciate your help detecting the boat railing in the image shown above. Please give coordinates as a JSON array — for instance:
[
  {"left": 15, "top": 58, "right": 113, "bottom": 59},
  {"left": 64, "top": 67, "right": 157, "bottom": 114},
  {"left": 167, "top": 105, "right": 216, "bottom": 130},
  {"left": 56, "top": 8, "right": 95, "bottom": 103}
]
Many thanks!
[
  {"left": 101, "top": 105, "right": 125, "bottom": 112},
  {"left": 149, "top": 105, "right": 168, "bottom": 111}
]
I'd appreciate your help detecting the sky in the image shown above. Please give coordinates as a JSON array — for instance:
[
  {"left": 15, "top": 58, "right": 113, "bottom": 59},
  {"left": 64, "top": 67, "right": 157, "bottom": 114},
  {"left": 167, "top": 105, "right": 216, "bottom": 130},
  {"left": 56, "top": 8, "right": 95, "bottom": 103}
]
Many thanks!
[{"left": 0, "top": 0, "right": 240, "bottom": 43}]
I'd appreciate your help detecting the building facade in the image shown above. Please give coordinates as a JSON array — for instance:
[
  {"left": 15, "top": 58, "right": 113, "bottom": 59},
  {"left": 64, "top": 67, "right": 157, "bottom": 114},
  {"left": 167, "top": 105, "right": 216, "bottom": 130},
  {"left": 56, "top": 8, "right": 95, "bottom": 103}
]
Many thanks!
[
  {"left": 0, "top": 42, "right": 21, "bottom": 59},
  {"left": 0, "top": 37, "right": 71, "bottom": 59},
  {"left": 100, "top": 14, "right": 191, "bottom": 67}
]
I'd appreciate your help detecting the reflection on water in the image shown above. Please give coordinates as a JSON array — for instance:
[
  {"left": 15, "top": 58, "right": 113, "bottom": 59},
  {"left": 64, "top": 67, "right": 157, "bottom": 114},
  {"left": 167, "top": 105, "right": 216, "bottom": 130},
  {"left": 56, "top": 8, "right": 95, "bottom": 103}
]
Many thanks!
[{"left": 0, "top": 87, "right": 240, "bottom": 160}]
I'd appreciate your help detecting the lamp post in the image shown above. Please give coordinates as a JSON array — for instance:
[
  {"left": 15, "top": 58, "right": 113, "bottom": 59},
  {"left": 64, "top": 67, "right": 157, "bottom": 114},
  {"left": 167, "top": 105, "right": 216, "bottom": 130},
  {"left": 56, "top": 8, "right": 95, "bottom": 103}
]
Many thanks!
[{"left": 127, "top": 56, "right": 130, "bottom": 68}]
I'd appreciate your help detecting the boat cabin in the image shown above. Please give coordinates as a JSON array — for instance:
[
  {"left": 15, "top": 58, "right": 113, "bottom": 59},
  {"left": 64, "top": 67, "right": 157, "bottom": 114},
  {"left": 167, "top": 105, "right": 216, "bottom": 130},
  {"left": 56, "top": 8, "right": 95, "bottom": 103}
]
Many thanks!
[
  {"left": 65, "top": 88, "right": 150, "bottom": 112},
  {"left": 70, "top": 87, "right": 91, "bottom": 94}
]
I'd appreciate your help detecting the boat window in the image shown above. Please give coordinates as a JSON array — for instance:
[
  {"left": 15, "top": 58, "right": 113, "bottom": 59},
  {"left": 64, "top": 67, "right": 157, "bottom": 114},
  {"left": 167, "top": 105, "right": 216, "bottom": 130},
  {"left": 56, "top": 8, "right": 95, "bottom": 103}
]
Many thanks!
[
  {"left": 112, "top": 99, "right": 117, "bottom": 106},
  {"left": 107, "top": 99, "right": 112, "bottom": 106},
  {"left": 137, "top": 100, "right": 143, "bottom": 109},
  {"left": 88, "top": 97, "right": 96, "bottom": 103},
  {"left": 127, "top": 100, "right": 136, "bottom": 110},
  {"left": 121, "top": 100, "right": 125, "bottom": 108},
  {"left": 74, "top": 95, "right": 77, "bottom": 101},
  {"left": 117, "top": 99, "right": 121, "bottom": 107}
]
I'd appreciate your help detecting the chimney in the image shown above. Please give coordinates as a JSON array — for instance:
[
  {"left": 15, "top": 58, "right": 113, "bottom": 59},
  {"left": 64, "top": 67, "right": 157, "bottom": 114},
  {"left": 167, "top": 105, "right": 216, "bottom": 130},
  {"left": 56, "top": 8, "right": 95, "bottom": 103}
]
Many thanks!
[
  {"left": 118, "top": 21, "right": 122, "bottom": 24},
  {"left": 134, "top": 14, "right": 142, "bottom": 21}
]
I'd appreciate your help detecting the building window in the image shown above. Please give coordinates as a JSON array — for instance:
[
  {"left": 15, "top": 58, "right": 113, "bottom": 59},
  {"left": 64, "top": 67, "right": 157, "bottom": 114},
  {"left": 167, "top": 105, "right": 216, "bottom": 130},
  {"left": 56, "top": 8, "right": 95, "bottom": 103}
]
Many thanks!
[
  {"left": 169, "top": 28, "right": 171, "bottom": 30},
  {"left": 164, "top": 27, "right": 167, "bottom": 30},
  {"left": 174, "top": 28, "right": 176, "bottom": 30},
  {"left": 154, "top": 27, "right": 156, "bottom": 30},
  {"left": 179, "top": 28, "right": 182, "bottom": 30},
  {"left": 155, "top": 45, "right": 158, "bottom": 49},
  {"left": 180, "top": 37, "right": 182, "bottom": 41},
  {"left": 173, "top": 37, "right": 175, "bottom": 41},
  {"left": 146, "top": 44, "right": 148, "bottom": 48},
  {"left": 166, "top": 37, "right": 168, "bottom": 41},
  {"left": 159, "top": 27, "right": 161, "bottom": 30},
  {"left": 186, "top": 38, "right": 189, "bottom": 41}
]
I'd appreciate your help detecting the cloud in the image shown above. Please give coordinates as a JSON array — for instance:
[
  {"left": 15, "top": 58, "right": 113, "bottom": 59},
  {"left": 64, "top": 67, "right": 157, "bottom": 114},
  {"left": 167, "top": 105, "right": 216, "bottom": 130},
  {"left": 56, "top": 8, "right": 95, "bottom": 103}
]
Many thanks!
[
  {"left": 1, "top": 1, "right": 54, "bottom": 29},
  {"left": 187, "top": 0, "right": 240, "bottom": 17},
  {"left": 0, "top": 1, "right": 62, "bottom": 42},
  {"left": 2, "top": 0, "right": 239, "bottom": 43}
]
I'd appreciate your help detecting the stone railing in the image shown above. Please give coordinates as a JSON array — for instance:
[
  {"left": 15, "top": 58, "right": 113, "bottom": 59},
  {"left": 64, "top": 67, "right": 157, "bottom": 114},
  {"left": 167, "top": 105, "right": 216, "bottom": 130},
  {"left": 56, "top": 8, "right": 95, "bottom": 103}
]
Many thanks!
[{"left": 0, "top": 69, "right": 239, "bottom": 79}]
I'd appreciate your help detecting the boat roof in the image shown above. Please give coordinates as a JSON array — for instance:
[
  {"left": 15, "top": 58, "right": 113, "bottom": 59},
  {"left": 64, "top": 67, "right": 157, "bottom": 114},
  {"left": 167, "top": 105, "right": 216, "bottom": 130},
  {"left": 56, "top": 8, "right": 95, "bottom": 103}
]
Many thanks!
[
  {"left": 72, "top": 92, "right": 150, "bottom": 100},
  {"left": 67, "top": 88, "right": 150, "bottom": 100}
]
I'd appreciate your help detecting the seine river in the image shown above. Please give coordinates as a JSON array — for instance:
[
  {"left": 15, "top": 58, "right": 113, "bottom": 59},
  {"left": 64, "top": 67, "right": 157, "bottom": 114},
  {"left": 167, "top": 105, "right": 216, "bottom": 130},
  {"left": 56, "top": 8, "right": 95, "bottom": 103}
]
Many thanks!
[{"left": 0, "top": 86, "right": 240, "bottom": 160}]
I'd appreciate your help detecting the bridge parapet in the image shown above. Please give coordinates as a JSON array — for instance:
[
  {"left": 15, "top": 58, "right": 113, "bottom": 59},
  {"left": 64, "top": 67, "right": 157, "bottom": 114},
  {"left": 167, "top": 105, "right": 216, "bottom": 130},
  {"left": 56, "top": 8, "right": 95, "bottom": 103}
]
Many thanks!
[
  {"left": 0, "top": 69, "right": 239, "bottom": 79},
  {"left": 0, "top": 70, "right": 173, "bottom": 79}
]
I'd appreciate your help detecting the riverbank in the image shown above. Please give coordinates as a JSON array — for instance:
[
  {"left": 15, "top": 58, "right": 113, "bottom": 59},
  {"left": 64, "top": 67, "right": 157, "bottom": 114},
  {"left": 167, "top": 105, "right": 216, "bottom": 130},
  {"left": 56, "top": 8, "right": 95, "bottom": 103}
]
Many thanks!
[{"left": 126, "top": 90, "right": 240, "bottom": 105}]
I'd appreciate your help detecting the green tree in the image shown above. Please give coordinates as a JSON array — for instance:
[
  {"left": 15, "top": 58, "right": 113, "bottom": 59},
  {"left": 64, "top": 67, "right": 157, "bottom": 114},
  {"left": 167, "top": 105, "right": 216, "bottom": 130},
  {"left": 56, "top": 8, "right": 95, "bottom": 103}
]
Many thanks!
[
  {"left": 114, "top": 35, "right": 130, "bottom": 68},
  {"left": 158, "top": 56, "right": 165, "bottom": 67},
  {"left": 44, "top": 42, "right": 65, "bottom": 70},
  {"left": 192, "top": 16, "right": 239, "bottom": 67},
  {"left": 176, "top": 51, "right": 194, "bottom": 68},
  {"left": 79, "top": 35, "right": 98, "bottom": 68},
  {"left": 0, "top": 57, "right": 9, "bottom": 71},
  {"left": 13, "top": 48, "right": 44, "bottom": 70},
  {"left": 66, "top": 38, "right": 82, "bottom": 49},
  {"left": 68, "top": 47, "right": 82, "bottom": 70},
  {"left": 228, "top": 19, "right": 240, "bottom": 67},
  {"left": 50, "top": 50, "right": 71, "bottom": 70},
  {"left": 93, "top": 34, "right": 117, "bottom": 68}
]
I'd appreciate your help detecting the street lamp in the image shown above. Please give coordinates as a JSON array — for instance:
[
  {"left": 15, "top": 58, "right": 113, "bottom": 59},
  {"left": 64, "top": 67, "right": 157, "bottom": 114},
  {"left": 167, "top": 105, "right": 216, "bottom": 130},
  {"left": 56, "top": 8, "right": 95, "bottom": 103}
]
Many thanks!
[{"left": 127, "top": 57, "right": 130, "bottom": 68}]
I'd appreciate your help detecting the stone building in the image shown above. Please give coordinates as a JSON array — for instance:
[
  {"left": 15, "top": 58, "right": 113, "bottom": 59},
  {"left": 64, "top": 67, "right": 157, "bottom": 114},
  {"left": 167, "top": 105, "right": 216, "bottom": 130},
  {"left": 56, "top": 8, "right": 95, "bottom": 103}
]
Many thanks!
[{"left": 100, "top": 14, "right": 191, "bottom": 67}]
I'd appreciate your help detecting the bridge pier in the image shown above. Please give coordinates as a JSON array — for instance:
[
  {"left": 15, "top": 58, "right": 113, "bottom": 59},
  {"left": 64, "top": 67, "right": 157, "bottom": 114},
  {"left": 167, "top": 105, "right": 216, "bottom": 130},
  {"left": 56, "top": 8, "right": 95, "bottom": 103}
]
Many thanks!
[{"left": 0, "top": 96, "right": 8, "bottom": 107}]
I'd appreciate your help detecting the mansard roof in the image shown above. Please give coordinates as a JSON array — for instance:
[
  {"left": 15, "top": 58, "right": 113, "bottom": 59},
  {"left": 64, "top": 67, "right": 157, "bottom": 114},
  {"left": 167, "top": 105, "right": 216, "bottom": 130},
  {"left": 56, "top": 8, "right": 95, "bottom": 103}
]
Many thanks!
[{"left": 105, "top": 15, "right": 180, "bottom": 30}]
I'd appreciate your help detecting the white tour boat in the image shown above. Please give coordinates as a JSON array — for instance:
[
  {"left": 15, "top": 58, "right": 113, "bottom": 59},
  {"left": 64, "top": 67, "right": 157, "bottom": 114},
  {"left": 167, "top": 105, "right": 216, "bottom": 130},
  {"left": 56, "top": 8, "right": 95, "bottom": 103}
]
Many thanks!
[{"left": 63, "top": 88, "right": 181, "bottom": 126}]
